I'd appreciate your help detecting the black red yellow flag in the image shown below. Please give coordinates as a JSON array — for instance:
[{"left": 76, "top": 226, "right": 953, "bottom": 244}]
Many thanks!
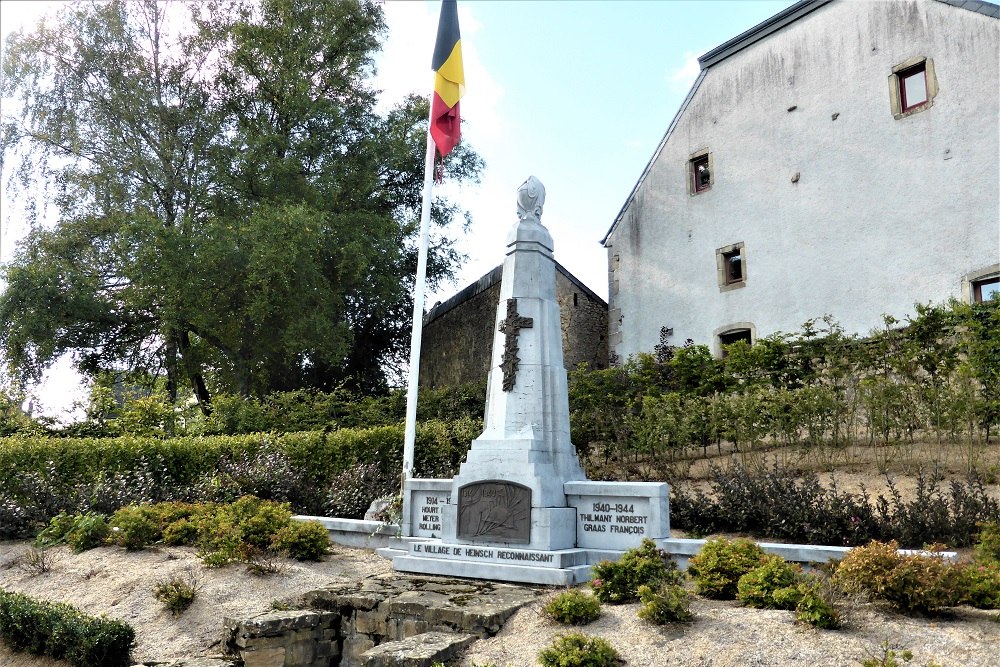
[{"left": 430, "top": 0, "right": 464, "bottom": 157}]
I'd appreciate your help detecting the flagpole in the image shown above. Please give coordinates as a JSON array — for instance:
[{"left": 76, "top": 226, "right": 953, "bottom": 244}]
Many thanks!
[{"left": 401, "top": 103, "right": 437, "bottom": 539}]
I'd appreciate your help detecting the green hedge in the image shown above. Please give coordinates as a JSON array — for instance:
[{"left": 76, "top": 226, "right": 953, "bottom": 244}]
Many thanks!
[
  {"left": 0, "top": 418, "right": 479, "bottom": 490},
  {"left": 0, "top": 417, "right": 481, "bottom": 537},
  {"left": 0, "top": 589, "right": 135, "bottom": 667}
]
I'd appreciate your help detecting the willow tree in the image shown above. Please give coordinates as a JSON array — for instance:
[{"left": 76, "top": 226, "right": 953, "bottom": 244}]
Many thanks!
[{"left": 0, "top": 0, "right": 482, "bottom": 409}]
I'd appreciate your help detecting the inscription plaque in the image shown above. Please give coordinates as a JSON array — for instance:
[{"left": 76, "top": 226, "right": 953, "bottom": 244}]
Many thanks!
[{"left": 457, "top": 481, "right": 531, "bottom": 543}]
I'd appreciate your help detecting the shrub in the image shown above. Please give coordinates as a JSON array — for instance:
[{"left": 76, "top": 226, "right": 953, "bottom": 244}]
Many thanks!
[
  {"left": 736, "top": 555, "right": 802, "bottom": 609},
  {"left": 35, "top": 511, "right": 110, "bottom": 553},
  {"left": 590, "top": 538, "right": 680, "bottom": 604},
  {"left": 542, "top": 590, "right": 601, "bottom": 625},
  {"left": 791, "top": 576, "right": 841, "bottom": 629},
  {"left": 195, "top": 496, "right": 293, "bottom": 566},
  {"left": 953, "top": 562, "right": 1000, "bottom": 609},
  {"left": 0, "top": 590, "right": 135, "bottom": 667},
  {"left": 324, "top": 461, "right": 399, "bottom": 520},
  {"left": 194, "top": 447, "right": 316, "bottom": 510},
  {"left": 162, "top": 516, "right": 201, "bottom": 546},
  {"left": 637, "top": 581, "right": 693, "bottom": 624},
  {"left": 687, "top": 537, "right": 768, "bottom": 599},
  {"left": 975, "top": 521, "right": 1000, "bottom": 564},
  {"left": 537, "top": 633, "right": 621, "bottom": 667},
  {"left": 861, "top": 641, "right": 914, "bottom": 667},
  {"left": 152, "top": 575, "right": 199, "bottom": 615},
  {"left": 240, "top": 546, "right": 286, "bottom": 576},
  {"left": 16, "top": 547, "right": 60, "bottom": 576},
  {"left": 108, "top": 505, "right": 161, "bottom": 550},
  {"left": 670, "top": 464, "right": 1000, "bottom": 549},
  {"left": 833, "top": 540, "right": 960, "bottom": 612},
  {"left": 271, "top": 520, "right": 331, "bottom": 561},
  {"left": 34, "top": 511, "right": 79, "bottom": 549}
]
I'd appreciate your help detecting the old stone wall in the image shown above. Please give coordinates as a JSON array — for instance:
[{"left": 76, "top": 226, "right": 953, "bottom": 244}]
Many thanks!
[
  {"left": 420, "top": 264, "right": 607, "bottom": 389},
  {"left": 223, "top": 575, "right": 538, "bottom": 667}
]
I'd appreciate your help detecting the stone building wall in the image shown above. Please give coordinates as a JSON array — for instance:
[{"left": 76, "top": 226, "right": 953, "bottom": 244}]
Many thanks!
[
  {"left": 419, "top": 264, "right": 607, "bottom": 390},
  {"left": 603, "top": 0, "right": 999, "bottom": 359}
]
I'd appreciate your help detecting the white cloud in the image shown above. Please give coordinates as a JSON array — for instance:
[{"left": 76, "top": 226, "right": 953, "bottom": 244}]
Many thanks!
[
  {"left": 667, "top": 50, "right": 702, "bottom": 92},
  {"left": 375, "top": 1, "right": 510, "bottom": 302}
]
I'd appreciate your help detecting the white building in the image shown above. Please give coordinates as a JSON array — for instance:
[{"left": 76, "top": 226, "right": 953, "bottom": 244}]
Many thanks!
[{"left": 602, "top": 0, "right": 999, "bottom": 359}]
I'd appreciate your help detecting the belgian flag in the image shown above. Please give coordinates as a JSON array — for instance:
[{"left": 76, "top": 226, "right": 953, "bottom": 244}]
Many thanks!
[{"left": 430, "top": 0, "right": 464, "bottom": 158}]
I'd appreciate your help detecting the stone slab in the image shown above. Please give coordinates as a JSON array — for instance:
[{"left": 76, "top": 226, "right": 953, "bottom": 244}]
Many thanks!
[
  {"left": 403, "top": 479, "right": 452, "bottom": 539},
  {"left": 392, "top": 554, "right": 591, "bottom": 586},
  {"left": 406, "top": 541, "right": 588, "bottom": 569},
  {"left": 361, "top": 631, "right": 477, "bottom": 667},
  {"left": 656, "top": 538, "right": 958, "bottom": 569},
  {"left": 440, "top": 504, "right": 577, "bottom": 552},
  {"left": 565, "top": 480, "right": 669, "bottom": 550}
]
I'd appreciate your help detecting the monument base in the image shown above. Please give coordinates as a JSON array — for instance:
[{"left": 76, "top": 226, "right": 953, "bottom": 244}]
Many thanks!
[{"left": 390, "top": 540, "right": 594, "bottom": 586}]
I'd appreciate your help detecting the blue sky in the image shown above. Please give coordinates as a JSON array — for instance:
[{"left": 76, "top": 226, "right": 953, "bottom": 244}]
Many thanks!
[
  {"left": 373, "top": 0, "right": 797, "bottom": 304},
  {"left": 0, "top": 0, "right": 796, "bottom": 416}
]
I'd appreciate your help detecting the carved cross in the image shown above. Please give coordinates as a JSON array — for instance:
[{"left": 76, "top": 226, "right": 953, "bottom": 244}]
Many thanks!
[{"left": 498, "top": 298, "right": 533, "bottom": 391}]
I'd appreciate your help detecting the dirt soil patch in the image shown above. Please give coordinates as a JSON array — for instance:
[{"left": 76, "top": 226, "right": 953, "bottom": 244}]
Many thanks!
[{"left": 2, "top": 538, "right": 999, "bottom": 667}]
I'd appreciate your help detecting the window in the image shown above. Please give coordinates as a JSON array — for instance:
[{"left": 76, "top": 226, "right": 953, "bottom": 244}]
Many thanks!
[
  {"left": 718, "top": 329, "right": 752, "bottom": 356},
  {"left": 688, "top": 150, "right": 713, "bottom": 194},
  {"left": 962, "top": 264, "right": 1000, "bottom": 304},
  {"left": 716, "top": 242, "right": 746, "bottom": 291},
  {"left": 974, "top": 277, "right": 1000, "bottom": 303},
  {"left": 898, "top": 63, "right": 927, "bottom": 112},
  {"left": 889, "top": 57, "right": 937, "bottom": 119},
  {"left": 692, "top": 156, "right": 710, "bottom": 192},
  {"left": 723, "top": 248, "right": 742, "bottom": 284}
]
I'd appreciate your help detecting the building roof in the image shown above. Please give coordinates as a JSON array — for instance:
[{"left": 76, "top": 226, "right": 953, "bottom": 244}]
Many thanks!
[
  {"left": 600, "top": 0, "right": 999, "bottom": 246},
  {"left": 424, "top": 261, "right": 606, "bottom": 326}
]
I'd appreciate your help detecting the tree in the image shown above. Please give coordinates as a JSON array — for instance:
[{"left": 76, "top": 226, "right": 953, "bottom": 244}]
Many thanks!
[{"left": 0, "top": 0, "right": 483, "bottom": 409}]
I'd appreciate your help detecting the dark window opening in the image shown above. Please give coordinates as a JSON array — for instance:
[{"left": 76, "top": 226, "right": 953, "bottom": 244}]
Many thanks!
[
  {"left": 974, "top": 277, "right": 1000, "bottom": 303},
  {"left": 722, "top": 248, "right": 743, "bottom": 284},
  {"left": 899, "top": 63, "right": 928, "bottom": 112},
  {"left": 573, "top": 293, "right": 578, "bottom": 307},
  {"left": 719, "top": 329, "right": 752, "bottom": 356},
  {"left": 692, "top": 155, "right": 711, "bottom": 192}
]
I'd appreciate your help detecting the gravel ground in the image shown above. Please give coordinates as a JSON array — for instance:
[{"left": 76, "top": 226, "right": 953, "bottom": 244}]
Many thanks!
[
  {"left": 461, "top": 591, "right": 999, "bottom": 667},
  {"left": 1, "top": 540, "right": 998, "bottom": 667}
]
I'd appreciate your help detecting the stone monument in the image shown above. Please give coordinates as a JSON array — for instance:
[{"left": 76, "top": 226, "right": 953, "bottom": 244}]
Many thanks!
[{"left": 392, "top": 177, "right": 669, "bottom": 585}]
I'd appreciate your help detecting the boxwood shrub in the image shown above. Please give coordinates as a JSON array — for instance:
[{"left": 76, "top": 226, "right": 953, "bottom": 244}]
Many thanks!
[{"left": 0, "top": 589, "right": 135, "bottom": 667}]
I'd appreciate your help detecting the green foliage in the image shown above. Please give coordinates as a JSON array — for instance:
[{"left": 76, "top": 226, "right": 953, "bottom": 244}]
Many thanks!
[
  {"left": 541, "top": 590, "right": 601, "bottom": 625},
  {"left": 833, "top": 541, "right": 961, "bottom": 612},
  {"left": 975, "top": 521, "right": 1000, "bottom": 564},
  {"left": 0, "top": 0, "right": 483, "bottom": 401},
  {"left": 736, "top": 555, "right": 802, "bottom": 609},
  {"left": 589, "top": 538, "right": 680, "bottom": 604},
  {"left": 790, "top": 576, "right": 842, "bottom": 629},
  {"left": 35, "top": 511, "right": 110, "bottom": 553},
  {"left": 324, "top": 462, "right": 399, "bottom": 520},
  {"left": 861, "top": 641, "right": 915, "bottom": 667},
  {"left": 0, "top": 418, "right": 475, "bottom": 535},
  {"left": 670, "top": 463, "right": 999, "bottom": 549},
  {"left": 570, "top": 301, "right": 1000, "bottom": 462},
  {"left": 16, "top": 547, "right": 60, "bottom": 576},
  {"left": 0, "top": 385, "right": 34, "bottom": 436},
  {"left": 637, "top": 582, "right": 693, "bottom": 624},
  {"left": 108, "top": 506, "right": 161, "bottom": 550},
  {"left": 152, "top": 575, "right": 199, "bottom": 615},
  {"left": 687, "top": 537, "right": 768, "bottom": 600},
  {"left": 953, "top": 562, "right": 1000, "bottom": 609},
  {"left": 270, "top": 520, "right": 331, "bottom": 561},
  {"left": 196, "top": 496, "right": 292, "bottom": 566},
  {"left": 537, "top": 633, "right": 621, "bottom": 667},
  {"left": 0, "top": 589, "right": 135, "bottom": 667}
]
